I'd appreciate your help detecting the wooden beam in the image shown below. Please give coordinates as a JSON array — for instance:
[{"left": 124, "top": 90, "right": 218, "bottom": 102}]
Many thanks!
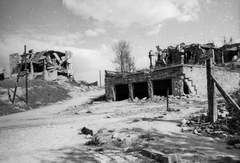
[
  {"left": 211, "top": 75, "right": 240, "bottom": 111},
  {"left": 206, "top": 49, "right": 217, "bottom": 122}
]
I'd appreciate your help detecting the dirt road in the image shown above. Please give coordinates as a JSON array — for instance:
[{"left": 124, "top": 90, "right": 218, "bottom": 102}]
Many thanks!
[
  {"left": 0, "top": 90, "right": 106, "bottom": 163},
  {"left": 0, "top": 91, "right": 240, "bottom": 163}
]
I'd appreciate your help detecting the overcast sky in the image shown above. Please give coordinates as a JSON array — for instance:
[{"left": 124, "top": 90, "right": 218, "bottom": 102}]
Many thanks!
[{"left": 0, "top": 0, "right": 239, "bottom": 82}]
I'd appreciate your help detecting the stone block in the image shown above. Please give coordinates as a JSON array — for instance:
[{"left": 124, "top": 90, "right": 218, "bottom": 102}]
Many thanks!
[{"left": 140, "top": 148, "right": 178, "bottom": 163}]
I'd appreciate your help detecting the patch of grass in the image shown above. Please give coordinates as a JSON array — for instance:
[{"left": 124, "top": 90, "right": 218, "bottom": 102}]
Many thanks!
[
  {"left": 0, "top": 100, "right": 30, "bottom": 116},
  {"left": 0, "top": 79, "right": 70, "bottom": 116},
  {"left": 26, "top": 83, "right": 70, "bottom": 108},
  {"left": 0, "top": 79, "right": 17, "bottom": 88}
]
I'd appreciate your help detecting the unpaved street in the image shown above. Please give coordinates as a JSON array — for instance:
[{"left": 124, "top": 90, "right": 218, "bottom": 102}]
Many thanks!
[{"left": 0, "top": 91, "right": 240, "bottom": 163}]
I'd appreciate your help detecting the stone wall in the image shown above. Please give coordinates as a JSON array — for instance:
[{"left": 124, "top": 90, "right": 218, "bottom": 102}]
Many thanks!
[{"left": 105, "top": 66, "right": 184, "bottom": 101}]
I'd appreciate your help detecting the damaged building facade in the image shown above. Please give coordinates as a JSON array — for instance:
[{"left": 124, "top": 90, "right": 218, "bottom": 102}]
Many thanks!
[
  {"left": 9, "top": 50, "right": 73, "bottom": 81},
  {"left": 105, "top": 43, "right": 240, "bottom": 101}
]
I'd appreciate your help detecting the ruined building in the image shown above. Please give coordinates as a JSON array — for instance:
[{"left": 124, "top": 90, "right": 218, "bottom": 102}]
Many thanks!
[
  {"left": 105, "top": 43, "right": 240, "bottom": 101},
  {"left": 9, "top": 50, "right": 73, "bottom": 81}
]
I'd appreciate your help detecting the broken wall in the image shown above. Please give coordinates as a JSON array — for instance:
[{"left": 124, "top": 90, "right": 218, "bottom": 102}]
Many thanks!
[
  {"left": 105, "top": 66, "right": 185, "bottom": 101},
  {"left": 106, "top": 65, "right": 240, "bottom": 101}
]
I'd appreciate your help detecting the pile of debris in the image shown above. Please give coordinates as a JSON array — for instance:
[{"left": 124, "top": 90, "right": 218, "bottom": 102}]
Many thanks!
[
  {"left": 132, "top": 94, "right": 196, "bottom": 104},
  {"left": 181, "top": 105, "right": 240, "bottom": 147}
]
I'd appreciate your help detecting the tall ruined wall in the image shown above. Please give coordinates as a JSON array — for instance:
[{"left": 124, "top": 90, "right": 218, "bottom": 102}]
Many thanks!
[{"left": 183, "top": 65, "right": 240, "bottom": 96}]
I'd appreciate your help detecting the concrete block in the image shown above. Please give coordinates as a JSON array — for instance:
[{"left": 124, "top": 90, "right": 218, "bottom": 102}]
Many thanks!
[{"left": 140, "top": 148, "right": 178, "bottom": 163}]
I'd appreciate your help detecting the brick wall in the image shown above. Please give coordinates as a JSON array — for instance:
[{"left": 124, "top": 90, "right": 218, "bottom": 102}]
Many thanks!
[
  {"left": 105, "top": 65, "right": 240, "bottom": 101},
  {"left": 183, "top": 65, "right": 240, "bottom": 96}
]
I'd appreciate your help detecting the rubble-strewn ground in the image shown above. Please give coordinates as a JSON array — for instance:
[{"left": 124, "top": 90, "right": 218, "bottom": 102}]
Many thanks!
[{"left": 0, "top": 90, "right": 239, "bottom": 163}]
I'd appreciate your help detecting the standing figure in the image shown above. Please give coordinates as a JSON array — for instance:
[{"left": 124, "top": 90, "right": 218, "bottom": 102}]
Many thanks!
[{"left": 27, "top": 49, "right": 35, "bottom": 60}]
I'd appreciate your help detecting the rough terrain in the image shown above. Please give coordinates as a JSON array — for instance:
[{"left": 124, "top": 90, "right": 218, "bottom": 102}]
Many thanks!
[{"left": 0, "top": 90, "right": 240, "bottom": 163}]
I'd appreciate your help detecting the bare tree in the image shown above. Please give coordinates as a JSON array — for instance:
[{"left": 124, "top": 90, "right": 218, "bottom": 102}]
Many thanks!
[{"left": 112, "top": 40, "right": 135, "bottom": 73}]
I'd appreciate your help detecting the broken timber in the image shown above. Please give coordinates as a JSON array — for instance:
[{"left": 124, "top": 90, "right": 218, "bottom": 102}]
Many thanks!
[{"left": 211, "top": 75, "right": 240, "bottom": 111}]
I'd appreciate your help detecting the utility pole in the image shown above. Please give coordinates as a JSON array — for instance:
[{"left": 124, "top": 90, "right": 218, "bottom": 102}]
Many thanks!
[{"left": 24, "top": 45, "right": 28, "bottom": 104}]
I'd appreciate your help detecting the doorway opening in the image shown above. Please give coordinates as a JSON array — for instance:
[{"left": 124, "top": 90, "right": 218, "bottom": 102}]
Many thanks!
[
  {"left": 115, "top": 84, "right": 129, "bottom": 101},
  {"left": 153, "top": 79, "right": 172, "bottom": 96},
  {"left": 133, "top": 82, "right": 148, "bottom": 99}
]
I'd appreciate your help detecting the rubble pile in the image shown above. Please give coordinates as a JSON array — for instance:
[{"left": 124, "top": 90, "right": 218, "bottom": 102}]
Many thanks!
[
  {"left": 181, "top": 106, "right": 240, "bottom": 141},
  {"left": 134, "top": 94, "right": 195, "bottom": 103},
  {"left": 107, "top": 107, "right": 163, "bottom": 118}
]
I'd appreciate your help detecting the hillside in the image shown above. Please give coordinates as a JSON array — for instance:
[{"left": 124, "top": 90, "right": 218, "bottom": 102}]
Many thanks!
[{"left": 0, "top": 76, "right": 99, "bottom": 116}]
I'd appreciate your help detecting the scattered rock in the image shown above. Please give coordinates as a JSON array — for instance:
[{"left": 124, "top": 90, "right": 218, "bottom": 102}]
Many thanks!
[
  {"left": 179, "top": 119, "right": 187, "bottom": 127},
  {"left": 85, "top": 134, "right": 92, "bottom": 139},
  {"left": 112, "top": 133, "right": 119, "bottom": 139},
  {"left": 86, "top": 110, "right": 92, "bottom": 113},
  {"left": 226, "top": 145, "right": 233, "bottom": 149},
  {"left": 94, "top": 148, "right": 104, "bottom": 152},
  {"left": 85, "top": 136, "right": 103, "bottom": 146},
  {"left": 234, "top": 143, "right": 240, "bottom": 149},
  {"left": 193, "top": 129, "right": 198, "bottom": 134},
  {"left": 140, "top": 148, "right": 178, "bottom": 163},
  {"left": 124, "top": 146, "right": 142, "bottom": 153},
  {"left": 81, "top": 127, "right": 93, "bottom": 136}
]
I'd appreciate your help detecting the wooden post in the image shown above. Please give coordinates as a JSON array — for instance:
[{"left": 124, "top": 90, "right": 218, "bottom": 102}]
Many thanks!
[
  {"left": 167, "top": 88, "right": 169, "bottom": 111},
  {"left": 24, "top": 45, "right": 28, "bottom": 104},
  {"left": 206, "top": 49, "right": 217, "bottom": 122}
]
